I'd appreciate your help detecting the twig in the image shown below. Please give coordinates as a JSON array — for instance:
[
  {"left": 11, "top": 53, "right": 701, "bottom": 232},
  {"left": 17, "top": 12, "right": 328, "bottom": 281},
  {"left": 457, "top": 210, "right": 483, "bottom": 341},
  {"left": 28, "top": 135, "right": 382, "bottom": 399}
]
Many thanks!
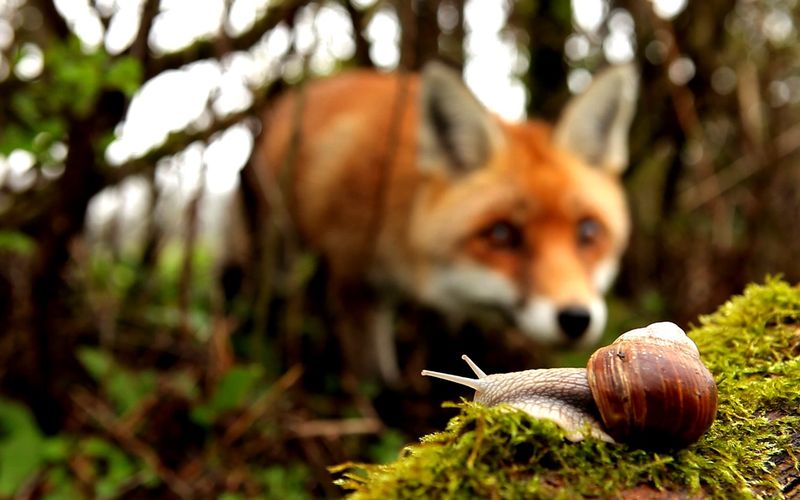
[
  {"left": 297, "top": 436, "right": 341, "bottom": 498},
  {"left": 103, "top": 106, "right": 266, "bottom": 184},
  {"left": 288, "top": 417, "right": 384, "bottom": 439},
  {"left": 208, "top": 316, "right": 237, "bottom": 385},
  {"left": 71, "top": 389, "right": 194, "bottom": 499},
  {"left": 129, "top": 0, "right": 160, "bottom": 72},
  {"left": 679, "top": 121, "right": 800, "bottom": 211},
  {"left": 177, "top": 158, "right": 207, "bottom": 339},
  {"left": 222, "top": 364, "right": 304, "bottom": 445},
  {"left": 148, "top": 0, "right": 313, "bottom": 76}
]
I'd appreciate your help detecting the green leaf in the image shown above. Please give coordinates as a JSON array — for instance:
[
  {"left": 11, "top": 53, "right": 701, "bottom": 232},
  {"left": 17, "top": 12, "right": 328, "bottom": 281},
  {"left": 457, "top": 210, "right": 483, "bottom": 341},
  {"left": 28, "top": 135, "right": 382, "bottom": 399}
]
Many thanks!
[
  {"left": 80, "top": 437, "right": 138, "bottom": 499},
  {"left": 261, "top": 464, "right": 310, "bottom": 500},
  {"left": 105, "top": 57, "right": 142, "bottom": 97},
  {"left": 79, "top": 348, "right": 158, "bottom": 415},
  {"left": 42, "top": 466, "right": 81, "bottom": 500},
  {"left": 210, "top": 365, "right": 264, "bottom": 411},
  {"left": 0, "top": 125, "right": 36, "bottom": 154},
  {"left": 106, "top": 369, "right": 156, "bottom": 415},
  {"left": 11, "top": 93, "right": 41, "bottom": 125},
  {"left": 0, "top": 399, "right": 46, "bottom": 496},
  {"left": 77, "top": 347, "right": 113, "bottom": 381},
  {"left": 191, "top": 365, "right": 264, "bottom": 425},
  {"left": 41, "top": 437, "right": 70, "bottom": 462},
  {"left": 0, "top": 231, "right": 35, "bottom": 255}
]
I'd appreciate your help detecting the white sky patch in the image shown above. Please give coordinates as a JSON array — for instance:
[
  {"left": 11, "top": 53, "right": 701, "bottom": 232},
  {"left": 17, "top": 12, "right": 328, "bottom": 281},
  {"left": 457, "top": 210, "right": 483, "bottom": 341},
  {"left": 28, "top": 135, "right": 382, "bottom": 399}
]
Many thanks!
[
  {"left": 73, "top": 9, "right": 104, "bottom": 49},
  {"left": 572, "top": 0, "right": 607, "bottom": 33},
  {"left": 104, "top": 2, "right": 141, "bottom": 54},
  {"left": 565, "top": 34, "right": 591, "bottom": 61},
  {"left": 605, "top": 7, "right": 636, "bottom": 62},
  {"left": 245, "top": 23, "right": 290, "bottom": 83},
  {"left": 464, "top": 0, "right": 525, "bottom": 121},
  {"left": 106, "top": 62, "right": 222, "bottom": 165},
  {"left": 603, "top": 30, "right": 634, "bottom": 64},
  {"left": 315, "top": 3, "right": 355, "bottom": 62},
  {"left": 0, "top": 18, "right": 14, "bottom": 49},
  {"left": 350, "top": 0, "right": 377, "bottom": 8},
  {"left": 365, "top": 6, "right": 400, "bottom": 70},
  {"left": 53, "top": 0, "right": 104, "bottom": 49},
  {"left": 668, "top": 56, "right": 695, "bottom": 85},
  {"left": 568, "top": 67, "right": 592, "bottom": 94},
  {"left": 293, "top": 2, "right": 355, "bottom": 75},
  {"left": 293, "top": 5, "right": 317, "bottom": 55},
  {"left": 213, "top": 52, "right": 256, "bottom": 115},
  {"left": 149, "top": 0, "right": 225, "bottom": 53},
  {"left": 204, "top": 124, "right": 253, "bottom": 195},
  {"left": 6, "top": 149, "right": 36, "bottom": 191},
  {"left": 85, "top": 175, "right": 153, "bottom": 250},
  {"left": 763, "top": 9, "right": 793, "bottom": 44},
  {"left": 227, "top": 0, "right": 270, "bottom": 36},
  {"left": 14, "top": 42, "right": 43, "bottom": 80},
  {"left": 651, "top": 0, "right": 687, "bottom": 20}
]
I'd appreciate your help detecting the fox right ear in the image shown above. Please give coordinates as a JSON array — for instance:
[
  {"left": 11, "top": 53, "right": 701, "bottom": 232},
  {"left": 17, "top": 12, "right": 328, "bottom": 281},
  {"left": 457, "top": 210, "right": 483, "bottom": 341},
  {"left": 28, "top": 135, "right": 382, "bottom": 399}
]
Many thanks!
[
  {"left": 554, "top": 64, "right": 639, "bottom": 174},
  {"left": 418, "top": 62, "right": 501, "bottom": 175}
]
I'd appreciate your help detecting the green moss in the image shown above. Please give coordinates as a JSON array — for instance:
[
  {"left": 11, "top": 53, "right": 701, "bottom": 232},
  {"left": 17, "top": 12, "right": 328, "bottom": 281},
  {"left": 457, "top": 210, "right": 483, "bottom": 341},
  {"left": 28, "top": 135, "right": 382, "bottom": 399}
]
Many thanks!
[{"left": 332, "top": 278, "right": 800, "bottom": 498}]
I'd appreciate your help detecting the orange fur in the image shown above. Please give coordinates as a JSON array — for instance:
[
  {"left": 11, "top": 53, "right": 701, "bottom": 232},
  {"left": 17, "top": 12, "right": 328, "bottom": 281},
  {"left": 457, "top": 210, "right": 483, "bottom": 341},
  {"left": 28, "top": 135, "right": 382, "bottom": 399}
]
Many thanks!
[{"left": 252, "top": 64, "right": 638, "bottom": 378}]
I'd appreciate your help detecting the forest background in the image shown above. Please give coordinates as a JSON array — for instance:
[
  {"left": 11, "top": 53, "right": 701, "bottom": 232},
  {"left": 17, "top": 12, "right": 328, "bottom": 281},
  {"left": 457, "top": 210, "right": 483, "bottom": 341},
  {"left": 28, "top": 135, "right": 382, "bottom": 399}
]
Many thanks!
[{"left": 1, "top": 0, "right": 799, "bottom": 497}]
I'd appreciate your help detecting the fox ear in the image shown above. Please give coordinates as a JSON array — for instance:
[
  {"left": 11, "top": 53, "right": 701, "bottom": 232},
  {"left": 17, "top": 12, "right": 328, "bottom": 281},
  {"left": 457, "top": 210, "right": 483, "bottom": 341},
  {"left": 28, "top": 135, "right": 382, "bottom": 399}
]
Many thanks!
[
  {"left": 554, "top": 64, "right": 638, "bottom": 174},
  {"left": 418, "top": 62, "right": 500, "bottom": 175}
]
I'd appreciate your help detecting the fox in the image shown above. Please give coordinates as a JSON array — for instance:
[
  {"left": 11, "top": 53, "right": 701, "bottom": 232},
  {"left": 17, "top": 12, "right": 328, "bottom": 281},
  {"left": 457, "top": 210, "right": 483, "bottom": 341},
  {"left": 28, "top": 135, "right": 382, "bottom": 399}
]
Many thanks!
[{"left": 248, "top": 62, "right": 638, "bottom": 383}]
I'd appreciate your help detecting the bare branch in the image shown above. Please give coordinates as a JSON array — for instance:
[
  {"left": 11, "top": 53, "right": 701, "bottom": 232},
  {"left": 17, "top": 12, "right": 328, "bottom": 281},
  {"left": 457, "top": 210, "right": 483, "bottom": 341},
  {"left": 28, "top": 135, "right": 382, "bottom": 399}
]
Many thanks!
[
  {"left": 72, "top": 389, "right": 194, "bottom": 499},
  {"left": 288, "top": 417, "right": 384, "bottom": 439},
  {"left": 28, "top": 0, "right": 70, "bottom": 40},
  {"left": 130, "top": 0, "right": 160, "bottom": 72},
  {"left": 148, "top": 0, "right": 313, "bottom": 75},
  {"left": 103, "top": 100, "right": 266, "bottom": 184}
]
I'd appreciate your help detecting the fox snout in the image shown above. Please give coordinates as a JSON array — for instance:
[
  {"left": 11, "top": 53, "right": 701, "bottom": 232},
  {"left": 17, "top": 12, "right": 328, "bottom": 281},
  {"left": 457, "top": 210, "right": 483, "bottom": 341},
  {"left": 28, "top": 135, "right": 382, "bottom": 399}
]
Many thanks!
[
  {"left": 516, "top": 296, "right": 608, "bottom": 348},
  {"left": 557, "top": 305, "right": 592, "bottom": 340}
]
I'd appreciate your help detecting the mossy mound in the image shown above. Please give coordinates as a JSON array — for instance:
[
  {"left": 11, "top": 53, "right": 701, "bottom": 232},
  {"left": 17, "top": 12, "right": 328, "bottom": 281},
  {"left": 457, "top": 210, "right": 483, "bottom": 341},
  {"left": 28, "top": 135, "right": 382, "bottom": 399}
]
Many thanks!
[{"left": 332, "top": 278, "right": 800, "bottom": 498}]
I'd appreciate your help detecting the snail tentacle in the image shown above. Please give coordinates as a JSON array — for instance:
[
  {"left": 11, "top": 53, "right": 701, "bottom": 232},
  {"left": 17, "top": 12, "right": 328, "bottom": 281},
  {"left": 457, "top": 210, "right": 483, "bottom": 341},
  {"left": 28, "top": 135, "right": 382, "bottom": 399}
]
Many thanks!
[
  {"left": 461, "top": 354, "right": 487, "bottom": 378},
  {"left": 420, "top": 370, "right": 486, "bottom": 392}
]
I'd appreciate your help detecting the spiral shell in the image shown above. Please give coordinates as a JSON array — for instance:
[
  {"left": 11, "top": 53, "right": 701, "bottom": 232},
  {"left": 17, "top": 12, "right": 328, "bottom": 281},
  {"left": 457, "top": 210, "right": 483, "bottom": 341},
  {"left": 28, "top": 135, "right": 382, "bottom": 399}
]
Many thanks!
[{"left": 586, "top": 322, "right": 718, "bottom": 448}]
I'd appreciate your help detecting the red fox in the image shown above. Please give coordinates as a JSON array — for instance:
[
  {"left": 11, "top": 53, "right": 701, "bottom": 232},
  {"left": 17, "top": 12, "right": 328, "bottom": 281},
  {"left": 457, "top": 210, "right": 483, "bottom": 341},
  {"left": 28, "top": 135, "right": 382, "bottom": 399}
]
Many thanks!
[{"left": 251, "top": 62, "right": 638, "bottom": 382}]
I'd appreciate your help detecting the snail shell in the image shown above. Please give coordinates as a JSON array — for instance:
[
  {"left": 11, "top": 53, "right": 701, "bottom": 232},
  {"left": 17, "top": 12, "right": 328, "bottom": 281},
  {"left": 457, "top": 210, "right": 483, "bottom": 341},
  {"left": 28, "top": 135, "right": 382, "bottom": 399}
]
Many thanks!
[
  {"left": 586, "top": 322, "right": 718, "bottom": 448},
  {"left": 422, "top": 322, "right": 718, "bottom": 449}
]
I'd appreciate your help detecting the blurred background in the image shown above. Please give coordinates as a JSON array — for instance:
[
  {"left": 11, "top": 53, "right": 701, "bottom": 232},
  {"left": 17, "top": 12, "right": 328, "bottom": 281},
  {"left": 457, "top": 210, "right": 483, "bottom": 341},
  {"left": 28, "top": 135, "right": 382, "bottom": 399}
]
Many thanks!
[{"left": 1, "top": 0, "right": 799, "bottom": 497}]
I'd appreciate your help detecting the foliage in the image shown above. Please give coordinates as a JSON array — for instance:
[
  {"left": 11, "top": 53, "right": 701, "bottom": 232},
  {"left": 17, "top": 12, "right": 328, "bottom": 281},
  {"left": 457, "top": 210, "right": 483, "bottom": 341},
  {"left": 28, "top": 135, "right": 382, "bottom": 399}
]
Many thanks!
[
  {"left": 333, "top": 279, "right": 800, "bottom": 498},
  {"left": 0, "top": 231, "right": 35, "bottom": 255},
  {"left": 1, "top": 36, "right": 142, "bottom": 158},
  {"left": 1, "top": 0, "right": 800, "bottom": 497},
  {"left": 0, "top": 244, "right": 319, "bottom": 498}
]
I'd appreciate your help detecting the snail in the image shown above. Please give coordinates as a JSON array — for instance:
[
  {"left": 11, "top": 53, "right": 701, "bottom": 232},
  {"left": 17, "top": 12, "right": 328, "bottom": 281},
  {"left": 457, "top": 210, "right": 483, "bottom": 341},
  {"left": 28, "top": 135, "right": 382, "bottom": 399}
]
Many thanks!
[{"left": 422, "top": 322, "right": 718, "bottom": 449}]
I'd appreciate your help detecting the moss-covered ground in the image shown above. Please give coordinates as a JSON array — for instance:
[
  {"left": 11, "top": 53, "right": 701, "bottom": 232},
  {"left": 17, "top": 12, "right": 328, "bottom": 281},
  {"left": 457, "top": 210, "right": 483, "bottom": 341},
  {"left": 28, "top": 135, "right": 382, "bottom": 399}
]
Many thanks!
[{"left": 332, "top": 278, "right": 800, "bottom": 498}]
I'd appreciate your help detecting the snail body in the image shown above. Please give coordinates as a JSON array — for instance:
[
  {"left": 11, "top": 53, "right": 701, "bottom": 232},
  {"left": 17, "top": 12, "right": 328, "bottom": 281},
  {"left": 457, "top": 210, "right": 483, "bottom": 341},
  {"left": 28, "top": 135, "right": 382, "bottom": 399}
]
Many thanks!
[{"left": 422, "top": 322, "right": 718, "bottom": 449}]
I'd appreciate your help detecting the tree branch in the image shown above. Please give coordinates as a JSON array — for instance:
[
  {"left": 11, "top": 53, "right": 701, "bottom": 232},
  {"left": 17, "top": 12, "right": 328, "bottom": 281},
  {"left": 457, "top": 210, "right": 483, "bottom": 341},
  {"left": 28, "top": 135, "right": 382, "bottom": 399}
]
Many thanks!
[
  {"left": 147, "top": 0, "right": 313, "bottom": 75},
  {"left": 102, "top": 101, "right": 266, "bottom": 185}
]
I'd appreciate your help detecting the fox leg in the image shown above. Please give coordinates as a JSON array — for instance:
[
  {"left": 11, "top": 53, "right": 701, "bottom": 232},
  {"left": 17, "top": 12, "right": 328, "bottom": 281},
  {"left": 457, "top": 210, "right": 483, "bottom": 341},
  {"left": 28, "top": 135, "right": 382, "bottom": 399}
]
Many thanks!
[
  {"left": 330, "top": 282, "right": 401, "bottom": 386},
  {"left": 372, "top": 300, "right": 400, "bottom": 386}
]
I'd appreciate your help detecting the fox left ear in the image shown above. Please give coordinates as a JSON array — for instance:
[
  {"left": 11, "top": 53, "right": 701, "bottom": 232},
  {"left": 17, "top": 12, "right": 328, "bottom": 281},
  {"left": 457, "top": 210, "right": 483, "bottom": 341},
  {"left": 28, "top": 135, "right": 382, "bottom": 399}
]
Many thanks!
[
  {"left": 418, "top": 61, "right": 501, "bottom": 175},
  {"left": 553, "top": 64, "right": 639, "bottom": 174}
]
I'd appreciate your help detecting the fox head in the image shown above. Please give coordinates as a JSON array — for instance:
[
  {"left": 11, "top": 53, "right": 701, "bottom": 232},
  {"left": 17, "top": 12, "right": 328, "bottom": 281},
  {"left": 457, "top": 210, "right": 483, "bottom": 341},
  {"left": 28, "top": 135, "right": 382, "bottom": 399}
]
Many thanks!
[{"left": 410, "top": 63, "right": 638, "bottom": 349}]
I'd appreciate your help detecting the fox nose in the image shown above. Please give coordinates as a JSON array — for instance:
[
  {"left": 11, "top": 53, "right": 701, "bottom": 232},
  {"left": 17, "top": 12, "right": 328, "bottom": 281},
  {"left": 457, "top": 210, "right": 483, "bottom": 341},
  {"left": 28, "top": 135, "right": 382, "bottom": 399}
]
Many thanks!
[{"left": 557, "top": 306, "right": 591, "bottom": 340}]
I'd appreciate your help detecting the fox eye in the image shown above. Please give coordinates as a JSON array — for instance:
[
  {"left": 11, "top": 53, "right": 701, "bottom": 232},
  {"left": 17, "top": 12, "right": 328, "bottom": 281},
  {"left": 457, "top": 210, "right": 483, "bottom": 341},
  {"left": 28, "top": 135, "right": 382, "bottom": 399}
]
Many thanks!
[
  {"left": 577, "top": 217, "right": 602, "bottom": 247},
  {"left": 481, "top": 221, "right": 523, "bottom": 250}
]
